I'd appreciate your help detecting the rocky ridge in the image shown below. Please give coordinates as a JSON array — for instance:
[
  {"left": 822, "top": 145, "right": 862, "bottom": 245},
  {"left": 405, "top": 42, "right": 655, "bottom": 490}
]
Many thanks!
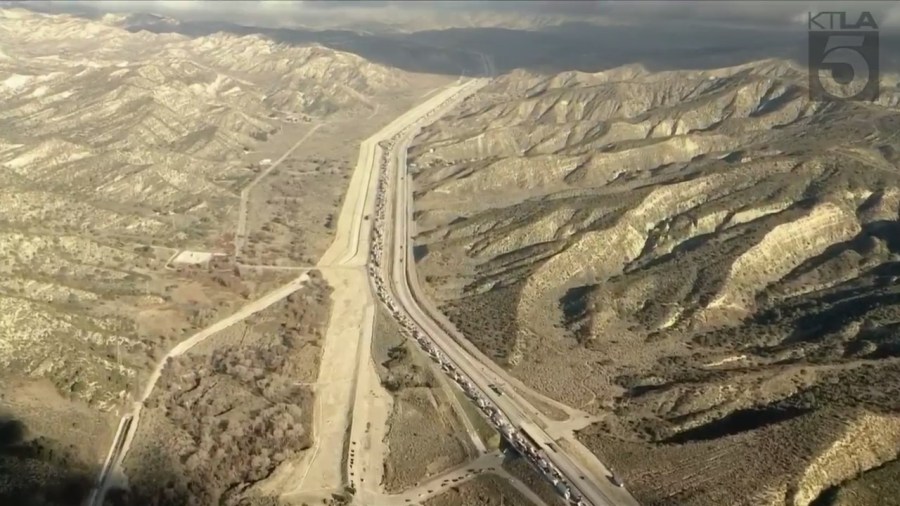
[
  {"left": 0, "top": 7, "right": 405, "bottom": 409},
  {"left": 409, "top": 59, "right": 900, "bottom": 505}
]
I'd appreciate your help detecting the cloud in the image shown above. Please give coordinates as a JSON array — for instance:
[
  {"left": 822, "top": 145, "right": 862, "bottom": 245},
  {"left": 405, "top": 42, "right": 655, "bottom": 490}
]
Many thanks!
[
  {"left": 11, "top": 0, "right": 900, "bottom": 31},
  {"left": 10, "top": 1, "right": 411, "bottom": 28},
  {"left": 599, "top": 1, "right": 900, "bottom": 30}
]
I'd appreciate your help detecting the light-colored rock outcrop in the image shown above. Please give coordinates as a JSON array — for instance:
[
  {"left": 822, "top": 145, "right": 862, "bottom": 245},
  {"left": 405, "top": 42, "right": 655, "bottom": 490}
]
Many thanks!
[
  {"left": 709, "top": 202, "right": 861, "bottom": 313},
  {"left": 411, "top": 56, "right": 900, "bottom": 505},
  {"left": 793, "top": 413, "right": 900, "bottom": 506}
]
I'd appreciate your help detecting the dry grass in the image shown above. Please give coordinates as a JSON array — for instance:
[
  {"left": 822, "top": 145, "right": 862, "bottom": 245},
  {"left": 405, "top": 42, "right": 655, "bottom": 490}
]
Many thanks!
[
  {"left": 372, "top": 303, "right": 474, "bottom": 492},
  {"left": 241, "top": 76, "right": 452, "bottom": 267},
  {"left": 119, "top": 275, "right": 332, "bottom": 506}
]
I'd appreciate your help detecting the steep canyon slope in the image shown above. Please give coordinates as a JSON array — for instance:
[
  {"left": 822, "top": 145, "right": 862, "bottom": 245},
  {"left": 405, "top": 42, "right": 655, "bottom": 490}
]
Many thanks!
[{"left": 409, "top": 60, "right": 900, "bottom": 505}]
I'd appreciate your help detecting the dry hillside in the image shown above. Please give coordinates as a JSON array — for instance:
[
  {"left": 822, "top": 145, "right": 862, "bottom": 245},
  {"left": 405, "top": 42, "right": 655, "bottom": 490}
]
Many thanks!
[
  {"left": 0, "top": 7, "right": 415, "bottom": 503},
  {"left": 0, "top": 6, "right": 405, "bottom": 407},
  {"left": 409, "top": 60, "right": 900, "bottom": 505}
]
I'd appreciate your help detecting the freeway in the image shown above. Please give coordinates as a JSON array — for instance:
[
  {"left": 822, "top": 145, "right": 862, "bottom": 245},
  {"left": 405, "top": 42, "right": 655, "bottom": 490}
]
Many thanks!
[
  {"left": 88, "top": 57, "right": 633, "bottom": 506},
  {"left": 372, "top": 88, "right": 641, "bottom": 506},
  {"left": 341, "top": 80, "right": 491, "bottom": 503},
  {"left": 258, "top": 79, "right": 478, "bottom": 504}
]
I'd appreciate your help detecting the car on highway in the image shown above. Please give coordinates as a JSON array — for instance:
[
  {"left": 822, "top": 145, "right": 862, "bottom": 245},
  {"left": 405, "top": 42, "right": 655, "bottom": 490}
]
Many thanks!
[{"left": 360, "top": 81, "right": 630, "bottom": 506}]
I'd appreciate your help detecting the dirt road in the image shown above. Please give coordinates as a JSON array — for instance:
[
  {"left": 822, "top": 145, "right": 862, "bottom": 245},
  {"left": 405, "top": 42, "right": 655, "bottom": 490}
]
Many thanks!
[
  {"left": 234, "top": 123, "right": 323, "bottom": 259},
  {"left": 260, "top": 80, "right": 475, "bottom": 504},
  {"left": 88, "top": 273, "right": 311, "bottom": 506}
]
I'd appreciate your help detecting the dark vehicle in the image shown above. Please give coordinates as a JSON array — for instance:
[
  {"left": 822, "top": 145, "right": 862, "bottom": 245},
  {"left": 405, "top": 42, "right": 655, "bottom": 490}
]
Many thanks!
[{"left": 609, "top": 474, "right": 625, "bottom": 488}]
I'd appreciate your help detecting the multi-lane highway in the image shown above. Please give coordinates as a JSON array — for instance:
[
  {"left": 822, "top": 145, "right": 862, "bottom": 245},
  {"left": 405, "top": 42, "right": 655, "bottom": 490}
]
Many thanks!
[
  {"left": 257, "top": 80, "right": 481, "bottom": 503},
  {"left": 364, "top": 77, "right": 641, "bottom": 505},
  {"left": 341, "top": 79, "right": 492, "bottom": 504},
  {"left": 392, "top": 144, "right": 640, "bottom": 506},
  {"left": 88, "top": 53, "right": 637, "bottom": 506}
]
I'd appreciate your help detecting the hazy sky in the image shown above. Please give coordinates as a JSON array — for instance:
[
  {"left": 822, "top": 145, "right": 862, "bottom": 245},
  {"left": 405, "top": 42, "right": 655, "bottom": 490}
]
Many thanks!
[{"left": 14, "top": 1, "right": 900, "bottom": 31}]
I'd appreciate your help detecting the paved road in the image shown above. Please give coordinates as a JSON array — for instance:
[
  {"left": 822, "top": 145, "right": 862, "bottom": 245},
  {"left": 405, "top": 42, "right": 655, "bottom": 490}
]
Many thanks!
[
  {"left": 89, "top": 61, "right": 627, "bottom": 506},
  {"left": 266, "top": 79, "right": 479, "bottom": 504},
  {"left": 359, "top": 451, "right": 550, "bottom": 506},
  {"left": 89, "top": 79, "right": 483, "bottom": 506},
  {"left": 306, "top": 71, "right": 550, "bottom": 506},
  {"left": 334, "top": 81, "right": 487, "bottom": 501},
  {"left": 430, "top": 356, "right": 489, "bottom": 455},
  {"left": 379, "top": 85, "right": 641, "bottom": 506}
]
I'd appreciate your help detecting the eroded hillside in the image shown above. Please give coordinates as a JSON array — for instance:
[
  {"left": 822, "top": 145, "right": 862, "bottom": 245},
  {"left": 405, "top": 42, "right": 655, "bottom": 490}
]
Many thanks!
[
  {"left": 409, "top": 60, "right": 900, "bottom": 505},
  {"left": 0, "top": 6, "right": 420, "bottom": 485}
]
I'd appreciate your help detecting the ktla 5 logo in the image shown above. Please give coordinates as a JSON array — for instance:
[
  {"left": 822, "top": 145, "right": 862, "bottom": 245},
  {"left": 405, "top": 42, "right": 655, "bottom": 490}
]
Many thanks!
[{"left": 808, "top": 11, "right": 879, "bottom": 102}]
